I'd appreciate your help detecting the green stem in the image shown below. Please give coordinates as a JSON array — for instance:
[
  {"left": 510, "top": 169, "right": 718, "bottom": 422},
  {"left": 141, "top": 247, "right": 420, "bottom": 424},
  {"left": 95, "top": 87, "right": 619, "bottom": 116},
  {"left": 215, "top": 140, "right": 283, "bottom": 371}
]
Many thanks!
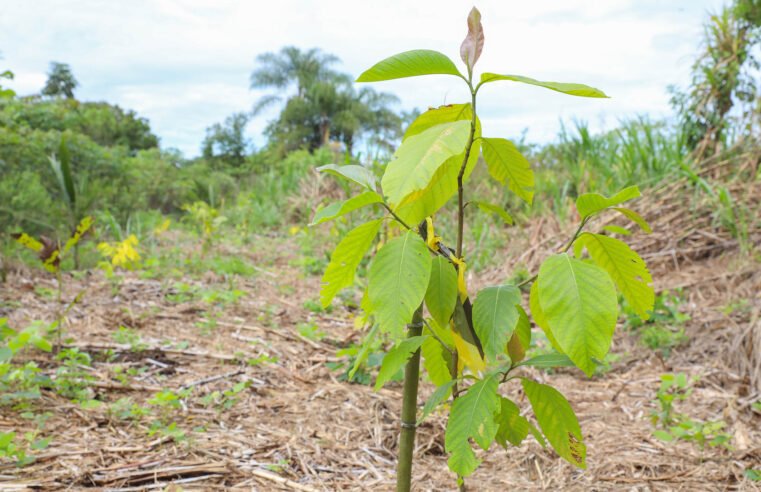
[
  {"left": 516, "top": 217, "right": 590, "bottom": 290},
  {"left": 456, "top": 84, "right": 478, "bottom": 258},
  {"left": 396, "top": 305, "right": 424, "bottom": 492},
  {"left": 561, "top": 217, "right": 589, "bottom": 253},
  {"left": 452, "top": 76, "right": 478, "bottom": 492},
  {"left": 55, "top": 269, "right": 63, "bottom": 354},
  {"left": 422, "top": 319, "right": 454, "bottom": 355}
]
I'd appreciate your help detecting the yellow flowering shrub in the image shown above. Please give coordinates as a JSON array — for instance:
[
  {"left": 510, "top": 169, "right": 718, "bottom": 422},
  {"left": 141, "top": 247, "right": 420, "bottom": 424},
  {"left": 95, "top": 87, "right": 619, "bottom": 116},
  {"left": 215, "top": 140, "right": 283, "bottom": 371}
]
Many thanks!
[{"left": 98, "top": 235, "right": 140, "bottom": 270}]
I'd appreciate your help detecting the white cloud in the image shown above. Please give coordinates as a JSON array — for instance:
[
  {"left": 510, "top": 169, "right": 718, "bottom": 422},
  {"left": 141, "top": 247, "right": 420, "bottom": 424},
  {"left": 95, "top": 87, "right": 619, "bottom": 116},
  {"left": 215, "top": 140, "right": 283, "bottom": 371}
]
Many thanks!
[{"left": 0, "top": 0, "right": 724, "bottom": 156}]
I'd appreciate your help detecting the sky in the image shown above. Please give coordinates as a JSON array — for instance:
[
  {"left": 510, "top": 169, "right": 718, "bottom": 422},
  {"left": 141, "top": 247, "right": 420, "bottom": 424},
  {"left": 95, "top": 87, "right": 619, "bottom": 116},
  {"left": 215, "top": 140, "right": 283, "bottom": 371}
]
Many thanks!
[{"left": 1, "top": 0, "right": 726, "bottom": 157}]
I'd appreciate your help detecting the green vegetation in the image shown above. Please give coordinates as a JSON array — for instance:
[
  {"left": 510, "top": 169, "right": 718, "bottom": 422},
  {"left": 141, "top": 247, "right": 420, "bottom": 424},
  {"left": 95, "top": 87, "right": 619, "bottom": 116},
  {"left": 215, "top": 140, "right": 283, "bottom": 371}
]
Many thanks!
[
  {"left": 0, "top": 0, "right": 759, "bottom": 488},
  {"left": 652, "top": 373, "right": 731, "bottom": 451}
]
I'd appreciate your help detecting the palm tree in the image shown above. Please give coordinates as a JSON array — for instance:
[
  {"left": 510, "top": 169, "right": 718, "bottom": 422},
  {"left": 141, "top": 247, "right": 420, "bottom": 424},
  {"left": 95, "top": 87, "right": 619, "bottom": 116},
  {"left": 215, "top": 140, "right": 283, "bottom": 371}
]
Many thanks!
[
  {"left": 250, "top": 46, "right": 350, "bottom": 115},
  {"left": 250, "top": 46, "right": 402, "bottom": 156}
]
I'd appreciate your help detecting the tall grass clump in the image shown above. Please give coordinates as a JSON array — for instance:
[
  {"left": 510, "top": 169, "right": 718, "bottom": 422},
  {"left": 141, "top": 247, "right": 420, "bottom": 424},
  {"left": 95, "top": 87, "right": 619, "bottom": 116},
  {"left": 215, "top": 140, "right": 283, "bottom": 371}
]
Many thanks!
[
  {"left": 226, "top": 148, "right": 334, "bottom": 230},
  {"left": 530, "top": 117, "right": 690, "bottom": 220}
]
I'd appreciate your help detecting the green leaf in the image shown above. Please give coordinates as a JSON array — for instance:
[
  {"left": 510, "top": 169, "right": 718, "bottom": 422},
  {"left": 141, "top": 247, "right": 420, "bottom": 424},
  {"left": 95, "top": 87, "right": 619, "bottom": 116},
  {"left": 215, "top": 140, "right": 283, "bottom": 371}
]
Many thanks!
[
  {"left": 31, "top": 335, "right": 52, "bottom": 353},
  {"left": 0, "top": 432, "right": 15, "bottom": 448},
  {"left": 394, "top": 141, "right": 481, "bottom": 225},
  {"left": 0, "top": 347, "right": 12, "bottom": 362},
  {"left": 425, "top": 317, "right": 454, "bottom": 346},
  {"left": 576, "top": 233, "right": 654, "bottom": 320},
  {"left": 357, "top": 49, "right": 462, "bottom": 82},
  {"left": 320, "top": 219, "right": 383, "bottom": 308},
  {"left": 382, "top": 120, "right": 471, "bottom": 207},
  {"left": 514, "top": 306, "right": 531, "bottom": 349},
  {"left": 62, "top": 215, "right": 93, "bottom": 255},
  {"left": 404, "top": 104, "right": 474, "bottom": 141},
  {"left": 508, "top": 306, "right": 531, "bottom": 363},
  {"left": 392, "top": 106, "right": 481, "bottom": 224},
  {"left": 418, "top": 379, "right": 456, "bottom": 424},
  {"left": 529, "top": 281, "right": 562, "bottom": 352},
  {"left": 472, "top": 285, "right": 521, "bottom": 362},
  {"left": 522, "top": 379, "right": 586, "bottom": 468},
  {"left": 460, "top": 7, "right": 484, "bottom": 70},
  {"left": 537, "top": 253, "right": 618, "bottom": 376},
  {"left": 613, "top": 207, "right": 652, "bottom": 234},
  {"left": 50, "top": 137, "right": 76, "bottom": 209},
  {"left": 602, "top": 225, "right": 631, "bottom": 236},
  {"left": 516, "top": 352, "right": 575, "bottom": 369},
  {"left": 317, "top": 164, "right": 377, "bottom": 191},
  {"left": 481, "top": 137, "right": 534, "bottom": 204},
  {"left": 480, "top": 73, "right": 609, "bottom": 98},
  {"left": 653, "top": 430, "right": 674, "bottom": 442},
  {"left": 576, "top": 186, "right": 640, "bottom": 219},
  {"left": 528, "top": 422, "right": 547, "bottom": 447},
  {"left": 375, "top": 335, "right": 428, "bottom": 390},
  {"left": 368, "top": 231, "right": 432, "bottom": 336},
  {"left": 31, "top": 437, "right": 51, "bottom": 450},
  {"left": 422, "top": 336, "right": 452, "bottom": 386},
  {"left": 310, "top": 191, "right": 383, "bottom": 226},
  {"left": 445, "top": 373, "right": 500, "bottom": 477},
  {"left": 348, "top": 324, "right": 379, "bottom": 380},
  {"left": 495, "top": 397, "right": 529, "bottom": 447},
  {"left": 471, "top": 201, "right": 513, "bottom": 225},
  {"left": 12, "top": 233, "right": 43, "bottom": 252},
  {"left": 425, "top": 256, "right": 458, "bottom": 328}
]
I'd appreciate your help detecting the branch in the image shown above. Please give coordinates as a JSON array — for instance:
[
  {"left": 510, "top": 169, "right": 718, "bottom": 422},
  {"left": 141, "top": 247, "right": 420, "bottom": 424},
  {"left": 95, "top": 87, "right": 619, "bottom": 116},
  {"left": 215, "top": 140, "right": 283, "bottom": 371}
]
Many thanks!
[
  {"left": 515, "top": 217, "right": 590, "bottom": 289},
  {"left": 422, "top": 318, "right": 455, "bottom": 355}
]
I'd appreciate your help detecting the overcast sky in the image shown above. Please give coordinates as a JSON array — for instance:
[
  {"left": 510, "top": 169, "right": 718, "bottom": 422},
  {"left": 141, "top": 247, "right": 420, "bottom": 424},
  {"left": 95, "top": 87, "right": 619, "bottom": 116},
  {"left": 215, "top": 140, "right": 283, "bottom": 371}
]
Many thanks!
[{"left": 1, "top": 0, "right": 725, "bottom": 157}]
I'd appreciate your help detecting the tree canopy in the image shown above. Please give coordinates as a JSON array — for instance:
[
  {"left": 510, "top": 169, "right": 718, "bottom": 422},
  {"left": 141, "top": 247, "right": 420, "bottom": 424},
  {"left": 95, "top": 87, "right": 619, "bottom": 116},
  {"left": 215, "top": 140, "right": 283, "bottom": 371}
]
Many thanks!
[
  {"left": 42, "top": 62, "right": 79, "bottom": 99},
  {"left": 250, "top": 46, "right": 403, "bottom": 156}
]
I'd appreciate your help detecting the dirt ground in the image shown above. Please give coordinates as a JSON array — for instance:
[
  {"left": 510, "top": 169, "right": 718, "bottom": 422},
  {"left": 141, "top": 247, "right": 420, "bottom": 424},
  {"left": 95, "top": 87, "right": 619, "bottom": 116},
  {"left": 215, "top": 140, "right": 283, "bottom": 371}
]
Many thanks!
[
  {"left": 0, "top": 230, "right": 758, "bottom": 491},
  {"left": 1, "top": 167, "right": 761, "bottom": 491}
]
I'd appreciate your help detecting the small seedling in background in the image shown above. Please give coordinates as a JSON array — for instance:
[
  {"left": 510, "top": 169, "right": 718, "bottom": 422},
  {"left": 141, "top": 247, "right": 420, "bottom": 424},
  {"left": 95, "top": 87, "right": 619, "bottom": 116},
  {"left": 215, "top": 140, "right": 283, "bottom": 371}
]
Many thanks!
[
  {"left": 0, "top": 319, "right": 51, "bottom": 410},
  {"left": 97, "top": 234, "right": 141, "bottom": 293},
  {"left": 147, "top": 421, "right": 186, "bottom": 442},
  {"left": 111, "top": 326, "right": 148, "bottom": 352},
  {"left": 182, "top": 201, "right": 226, "bottom": 255},
  {"left": 297, "top": 322, "right": 326, "bottom": 341},
  {"left": 200, "top": 380, "right": 251, "bottom": 412},
  {"left": 0, "top": 431, "right": 46, "bottom": 467},
  {"left": 652, "top": 373, "right": 693, "bottom": 427},
  {"left": 53, "top": 348, "right": 97, "bottom": 405},
  {"left": 108, "top": 397, "right": 151, "bottom": 422},
  {"left": 624, "top": 290, "right": 690, "bottom": 356},
  {"left": 147, "top": 388, "right": 191, "bottom": 442},
  {"left": 13, "top": 216, "right": 93, "bottom": 351},
  {"left": 48, "top": 137, "right": 97, "bottom": 269},
  {"left": 651, "top": 373, "right": 731, "bottom": 451}
]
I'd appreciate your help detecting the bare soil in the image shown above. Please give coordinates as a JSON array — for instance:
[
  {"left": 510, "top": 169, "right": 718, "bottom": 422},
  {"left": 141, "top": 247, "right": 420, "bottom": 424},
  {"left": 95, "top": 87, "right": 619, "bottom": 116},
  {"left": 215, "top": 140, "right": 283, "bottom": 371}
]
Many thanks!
[{"left": 1, "top": 161, "right": 760, "bottom": 490}]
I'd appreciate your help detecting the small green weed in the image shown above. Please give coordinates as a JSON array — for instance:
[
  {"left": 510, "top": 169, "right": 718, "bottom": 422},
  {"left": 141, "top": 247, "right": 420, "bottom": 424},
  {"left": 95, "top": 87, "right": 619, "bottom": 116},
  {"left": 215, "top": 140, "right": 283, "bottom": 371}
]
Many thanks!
[
  {"left": 297, "top": 322, "right": 326, "bottom": 341},
  {"left": 112, "top": 326, "right": 147, "bottom": 352},
  {"left": 651, "top": 373, "right": 731, "bottom": 451},
  {"left": 200, "top": 380, "right": 251, "bottom": 411}
]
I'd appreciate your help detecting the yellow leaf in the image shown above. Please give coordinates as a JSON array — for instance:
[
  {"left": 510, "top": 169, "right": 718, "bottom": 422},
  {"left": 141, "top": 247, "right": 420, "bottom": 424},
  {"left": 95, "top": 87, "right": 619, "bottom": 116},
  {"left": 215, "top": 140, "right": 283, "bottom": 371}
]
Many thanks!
[
  {"left": 153, "top": 218, "right": 171, "bottom": 235},
  {"left": 451, "top": 326, "right": 485, "bottom": 374},
  {"left": 450, "top": 256, "right": 468, "bottom": 302},
  {"left": 13, "top": 233, "right": 43, "bottom": 252}
]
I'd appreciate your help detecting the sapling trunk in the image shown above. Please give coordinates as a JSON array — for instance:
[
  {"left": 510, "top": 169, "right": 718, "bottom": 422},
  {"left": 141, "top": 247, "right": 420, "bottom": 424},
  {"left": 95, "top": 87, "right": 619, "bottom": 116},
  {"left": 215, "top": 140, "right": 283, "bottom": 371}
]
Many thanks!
[{"left": 396, "top": 305, "right": 424, "bottom": 492}]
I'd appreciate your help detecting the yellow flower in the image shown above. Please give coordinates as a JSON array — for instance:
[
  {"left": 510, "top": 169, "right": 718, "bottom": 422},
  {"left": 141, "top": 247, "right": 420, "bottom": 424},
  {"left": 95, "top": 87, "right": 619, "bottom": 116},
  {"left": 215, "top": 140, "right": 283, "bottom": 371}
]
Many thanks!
[
  {"left": 153, "top": 218, "right": 171, "bottom": 236},
  {"left": 98, "top": 235, "right": 140, "bottom": 270}
]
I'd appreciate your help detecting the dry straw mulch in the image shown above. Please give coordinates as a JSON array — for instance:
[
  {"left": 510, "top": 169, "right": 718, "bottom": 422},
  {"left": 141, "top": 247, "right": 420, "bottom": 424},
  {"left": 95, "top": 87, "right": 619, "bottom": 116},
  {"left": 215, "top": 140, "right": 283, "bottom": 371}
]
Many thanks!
[{"left": 1, "top": 152, "right": 760, "bottom": 491}]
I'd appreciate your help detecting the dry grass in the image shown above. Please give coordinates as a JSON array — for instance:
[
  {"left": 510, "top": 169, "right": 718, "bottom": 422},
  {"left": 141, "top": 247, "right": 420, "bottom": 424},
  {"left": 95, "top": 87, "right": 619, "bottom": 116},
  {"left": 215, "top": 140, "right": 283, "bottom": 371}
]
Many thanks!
[{"left": 1, "top": 155, "right": 760, "bottom": 491}]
